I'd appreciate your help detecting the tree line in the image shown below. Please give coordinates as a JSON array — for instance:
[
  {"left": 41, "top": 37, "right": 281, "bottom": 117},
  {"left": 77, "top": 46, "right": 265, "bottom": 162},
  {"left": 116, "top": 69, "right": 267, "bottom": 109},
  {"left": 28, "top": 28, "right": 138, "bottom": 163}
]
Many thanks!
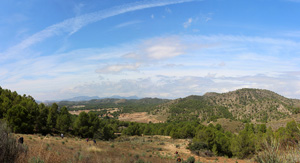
[
  {"left": 1, "top": 86, "right": 300, "bottom": 159},
  {"left": 0, "top": 87, "right": 117, "bottom": 140}
]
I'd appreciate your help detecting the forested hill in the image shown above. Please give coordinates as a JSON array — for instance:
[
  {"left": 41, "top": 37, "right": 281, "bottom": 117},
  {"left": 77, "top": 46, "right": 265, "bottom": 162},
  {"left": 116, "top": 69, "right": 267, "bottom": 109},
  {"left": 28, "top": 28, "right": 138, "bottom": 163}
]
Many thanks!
[
  {"left": 57, "top": 98, "right": 171, "bottom": 113},
  {"left": 151, "top": 88, "right": 300, "bottom": 122}
]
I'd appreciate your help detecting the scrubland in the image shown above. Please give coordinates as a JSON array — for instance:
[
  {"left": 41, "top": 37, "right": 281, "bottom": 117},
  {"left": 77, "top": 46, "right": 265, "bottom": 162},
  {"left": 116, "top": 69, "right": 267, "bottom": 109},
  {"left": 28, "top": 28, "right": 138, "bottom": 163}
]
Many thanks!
[{"left": 15, "top": 134, "right": 249, "bottom": 163}]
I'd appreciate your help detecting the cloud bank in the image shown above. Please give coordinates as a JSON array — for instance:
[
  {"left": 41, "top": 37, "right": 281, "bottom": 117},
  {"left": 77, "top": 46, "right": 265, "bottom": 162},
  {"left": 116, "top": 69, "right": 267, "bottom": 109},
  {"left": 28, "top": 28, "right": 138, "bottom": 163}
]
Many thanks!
[{"left": 2, "top": 34, "right": 300, "bottom": 100}]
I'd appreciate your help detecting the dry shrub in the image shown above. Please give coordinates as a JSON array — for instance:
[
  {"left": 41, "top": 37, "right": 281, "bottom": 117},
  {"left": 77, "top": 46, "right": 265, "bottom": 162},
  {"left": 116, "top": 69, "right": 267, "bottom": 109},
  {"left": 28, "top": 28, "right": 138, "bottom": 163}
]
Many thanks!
[
  {"left": 255, "top": 138, "right": 300, "bottom": 163},
  {"left": 0, "top": 121, "right": 27, "bottom": 163},
  {"left": 86, "top": 146, "right": 103, "bottom": 153}
]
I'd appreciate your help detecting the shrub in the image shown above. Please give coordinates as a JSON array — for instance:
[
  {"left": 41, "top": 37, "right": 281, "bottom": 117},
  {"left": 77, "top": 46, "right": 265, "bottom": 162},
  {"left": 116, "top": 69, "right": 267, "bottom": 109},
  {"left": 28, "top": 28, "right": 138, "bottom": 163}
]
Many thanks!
[
  {"left": 136, "top": 159, "right": 145, "bottom": 163},
  {"left": 187, "top": 142, "right": 208, "bottom": 151},
  {"left": 134, "top": 154, "right": 140, "bottom": 160},
  {"left": 255, "top": 138, "right": 300, "bottom": 163},
  {"left": 186, "top": 156, "right": 195, "bottom": 163},
  {"left": 29, "top": 156, "right": 44, "bottom": 163},
  {"left": 0, "top": 121, "right": 27, "bottom": 163},
  {"left": 158, "top": 142, "right": 165, "bottom": 145}
]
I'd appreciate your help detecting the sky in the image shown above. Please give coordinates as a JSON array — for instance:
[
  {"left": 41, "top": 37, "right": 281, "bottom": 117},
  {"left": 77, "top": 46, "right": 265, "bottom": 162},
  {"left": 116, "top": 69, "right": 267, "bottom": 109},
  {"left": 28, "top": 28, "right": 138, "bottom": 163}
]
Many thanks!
[{"left": 1, "top": 0, "right": 300, "bottom": 101}]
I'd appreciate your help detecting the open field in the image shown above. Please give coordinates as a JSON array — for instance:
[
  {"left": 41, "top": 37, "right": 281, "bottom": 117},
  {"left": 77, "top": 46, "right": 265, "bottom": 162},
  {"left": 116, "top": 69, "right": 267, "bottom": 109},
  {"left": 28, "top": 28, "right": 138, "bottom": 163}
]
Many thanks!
[
  {"left": 69, "top": 108, "right": 120, "bottom": 116},
  {"left": 14, "top": 134, "right": 252, "bottom": 163},
  {"left": 118, "top": 112, "right": 165, "bottom": 123}
]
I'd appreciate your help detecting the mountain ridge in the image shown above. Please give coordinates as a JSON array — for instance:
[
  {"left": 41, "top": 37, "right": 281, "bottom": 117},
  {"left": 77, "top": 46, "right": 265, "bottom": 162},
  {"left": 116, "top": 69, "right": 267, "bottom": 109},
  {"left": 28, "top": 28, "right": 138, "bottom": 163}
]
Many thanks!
[{"left": 151, "top": 88, "right": 300, "bottom": 122}]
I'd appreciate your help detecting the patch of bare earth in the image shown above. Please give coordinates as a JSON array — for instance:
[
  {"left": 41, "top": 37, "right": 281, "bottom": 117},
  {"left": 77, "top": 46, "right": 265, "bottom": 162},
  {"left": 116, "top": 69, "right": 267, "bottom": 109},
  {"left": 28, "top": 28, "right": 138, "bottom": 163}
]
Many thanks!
[
  {"left": 148, "top": 135, "right": 251, "bottom": 163},
  {"left": 69, "top": 108, "right": 120, "bottom": 116},
  {"left": 118, "top": 112, "right": 163, "bottom": 123}
]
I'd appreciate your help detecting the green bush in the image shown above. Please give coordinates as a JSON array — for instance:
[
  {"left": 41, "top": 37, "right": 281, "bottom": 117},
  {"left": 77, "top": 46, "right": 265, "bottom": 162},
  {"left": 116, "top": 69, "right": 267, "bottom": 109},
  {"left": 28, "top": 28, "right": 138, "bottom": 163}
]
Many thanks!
[
  {"left": 134, "top": 154, "right": 140, "bottom": 160},
  {"left": 186, "top": 156, "right": 195, "bottom": 163},
  {"left": 135, "top": 159, "right": 145, "bottom": 163},
  {"left": 187, "top": 142, "right": 208, "bottom": 151}
]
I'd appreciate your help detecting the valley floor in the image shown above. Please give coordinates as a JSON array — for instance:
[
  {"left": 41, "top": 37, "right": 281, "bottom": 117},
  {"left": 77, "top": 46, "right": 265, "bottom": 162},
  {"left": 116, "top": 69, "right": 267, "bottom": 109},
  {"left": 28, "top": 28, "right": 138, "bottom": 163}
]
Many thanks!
[{"left": 15, "top": 134, "right": 252, "bottom": 163}]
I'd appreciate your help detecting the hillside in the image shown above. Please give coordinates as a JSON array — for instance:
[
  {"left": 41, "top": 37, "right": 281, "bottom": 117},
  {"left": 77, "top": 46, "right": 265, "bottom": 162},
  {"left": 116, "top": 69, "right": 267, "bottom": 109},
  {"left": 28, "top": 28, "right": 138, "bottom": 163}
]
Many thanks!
[
  {"left": 57, "top": 98, "right": 170, "bottom": 113},
  {"left": 151, "top": 88, "right": 300, "bottom": 123}
]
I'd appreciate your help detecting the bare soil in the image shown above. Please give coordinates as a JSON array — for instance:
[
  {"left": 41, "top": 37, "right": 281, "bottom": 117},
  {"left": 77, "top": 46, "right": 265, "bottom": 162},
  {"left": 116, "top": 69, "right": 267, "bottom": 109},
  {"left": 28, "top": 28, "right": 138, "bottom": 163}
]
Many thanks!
[
  {"left": 118, "top": 112, "right": 164, "bottom": 123},
  {"left": 69, "top": 108, "right": 120, "bottom": 116}
]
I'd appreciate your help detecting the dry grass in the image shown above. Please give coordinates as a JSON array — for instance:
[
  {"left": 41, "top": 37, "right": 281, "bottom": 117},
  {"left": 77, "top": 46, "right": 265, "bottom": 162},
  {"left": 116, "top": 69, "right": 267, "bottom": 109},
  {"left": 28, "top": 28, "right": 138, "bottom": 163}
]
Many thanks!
[
  {"left": 118, "top": 112, "right": 164, "bottom": 123},
  {"left": 203, "top": 118, "right": 244, "bottom": 133},
  {"left": 86, "top": 146, "right": 103, "bottom": 153},
  {"left": 255, "top": 139, "right": 300, "bottom": 163},
  {"left": 15, "top": 134, "right": 250, "bottom": 163}
]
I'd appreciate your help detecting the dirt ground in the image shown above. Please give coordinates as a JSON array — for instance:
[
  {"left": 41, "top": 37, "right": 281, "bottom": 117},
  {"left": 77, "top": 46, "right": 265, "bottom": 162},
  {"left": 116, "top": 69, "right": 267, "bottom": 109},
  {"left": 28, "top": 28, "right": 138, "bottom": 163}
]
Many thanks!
[
  {"left": 14, "top": 134, "right": 253, "bottom": 163},
  {"left": 69, "top": 108, "right": 120, "bottom": 116},
  {"left": 118, "top": 112, "right": 163, "bottom": 123}
]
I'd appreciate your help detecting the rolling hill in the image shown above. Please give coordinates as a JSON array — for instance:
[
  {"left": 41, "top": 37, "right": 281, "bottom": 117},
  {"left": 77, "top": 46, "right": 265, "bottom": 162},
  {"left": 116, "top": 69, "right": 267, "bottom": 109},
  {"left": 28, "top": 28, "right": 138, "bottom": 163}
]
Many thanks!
[{"left": 151, "top": 88, "right": 300, "bottom": 123}]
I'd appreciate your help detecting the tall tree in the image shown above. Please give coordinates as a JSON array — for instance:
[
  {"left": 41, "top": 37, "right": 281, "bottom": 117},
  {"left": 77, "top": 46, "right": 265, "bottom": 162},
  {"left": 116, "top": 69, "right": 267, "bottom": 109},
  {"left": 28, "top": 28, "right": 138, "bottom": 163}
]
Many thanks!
[
  {"left": 35, "top": 103, "right": 50, "bottom": 134},
  {"left": 73, "top": 112, "right": 90, "bottom": 137},
  {"left": 47, "top": 103, "right": 58, "bottom": 131},
  {"left": 6, "top": 104, "right": 33, "bottom": 133},
  {"left": 56, "top": 106, "right": 71, "bottom": 133}
]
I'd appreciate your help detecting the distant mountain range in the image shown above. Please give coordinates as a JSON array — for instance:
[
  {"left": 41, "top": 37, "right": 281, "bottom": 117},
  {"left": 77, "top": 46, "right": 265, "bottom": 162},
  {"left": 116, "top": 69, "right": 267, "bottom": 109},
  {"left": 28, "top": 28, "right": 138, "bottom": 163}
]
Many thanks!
[
  {"left": 62, "top": 95, "right": 140, "bottom": 102},
  {"left": 42, "top": 88, "right": 300, "bottom": 123},
  {"left": 39, "top": 95, "right": 140, "bottom": 104}
]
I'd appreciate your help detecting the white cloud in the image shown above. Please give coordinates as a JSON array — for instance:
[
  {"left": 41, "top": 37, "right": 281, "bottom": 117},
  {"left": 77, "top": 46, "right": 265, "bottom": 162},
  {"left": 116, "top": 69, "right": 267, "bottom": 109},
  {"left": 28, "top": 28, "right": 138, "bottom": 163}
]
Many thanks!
[
  {"left": 183, "top": 18, "right": 193, "bottom": 28},
  {"left": 2, "top": 34, "right": 300, "bottom": 100},
  {"left": 151, "top": 14, "right": 155, "bottom": 19},
  {"left": 73, "top": 3, "right": 85, "bottom": 15},
  {"left": 96, "top": 63, "right": 141, "bottom": 74},
  {"left": 124, "top": 36, "right": 186, "bottom": 61},
  {"left": 200, "top": 13, "right": 213, "bottom": 22},
  {"left": 282, "top": 31, "right": 300, "bottom": 38},
  {"left": 0, "top": 0, "right": 196, "bottom": 60},
  {"left": 165, "top": 7, "right": 172, "bottom": 13},
  {"left": 114, "top": 20, "right": 141, "bottom": 28},
  {"left": 143, "top": 37, "right": 185, "bottom": 60},
  {"left": 39, "top": 73, "right": 300, "bottom": 101}
]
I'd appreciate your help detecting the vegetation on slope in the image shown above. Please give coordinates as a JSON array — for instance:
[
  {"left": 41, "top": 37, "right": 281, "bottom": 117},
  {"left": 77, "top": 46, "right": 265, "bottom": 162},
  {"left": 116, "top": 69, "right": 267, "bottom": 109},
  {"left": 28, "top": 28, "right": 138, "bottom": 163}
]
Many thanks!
[
  {"left": 0, "top": 121, "right": 26, "bottom": 163},
  {"left": 2, "top": 86, "right": 300, "bottom": 162},
  {"left": 58, "top": 97, "right": 170, "bottom": 114},
  {"left": 152, "top": 88, "right": 300, "bottom": 122}
]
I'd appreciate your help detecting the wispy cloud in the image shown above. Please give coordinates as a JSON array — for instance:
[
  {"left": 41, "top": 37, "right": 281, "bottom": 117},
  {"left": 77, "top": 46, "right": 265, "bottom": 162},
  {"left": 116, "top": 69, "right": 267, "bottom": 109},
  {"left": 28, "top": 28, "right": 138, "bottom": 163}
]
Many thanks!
[
  {"left": 282, "top": 31, "right": 300, "bottom": 38},
  {"left": 96, "top": 63, "right": 141, "bottom": 74},
  {"left": 96, "top": 36, "right": 186, "bottom": 74},
  {"left": 114, "top": 20, "right": 141, "bottom": 28},
  {"left": 43, "top": 72, "right": 300, "bottom": 100},
  {"left": 122, "top": 36, "right": 185, "bottom": 61},
  {"left": 200, "top": 13, "right": 213, "bottom": 22},
  {"left": 2, "top": 34, "right": 300, "bottom": 100},
  {"left": 165, "top": 7, "right": 172, "bottom": 13},
  {"left": 183, "top": 18, "right": 193, "bottom": 28},
  {"left": 0, "top": 0, "right": 196, "bottom": 60},
  {"left": 73, "top": 3, "right": 85, "bottom": 15}
]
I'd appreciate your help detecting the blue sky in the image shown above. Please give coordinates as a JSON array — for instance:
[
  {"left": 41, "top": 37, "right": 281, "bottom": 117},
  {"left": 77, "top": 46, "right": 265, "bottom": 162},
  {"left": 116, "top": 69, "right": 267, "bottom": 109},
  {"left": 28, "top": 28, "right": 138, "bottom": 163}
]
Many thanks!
[{"left": 1, "top": 0, "right": 300, "bottom": 101}]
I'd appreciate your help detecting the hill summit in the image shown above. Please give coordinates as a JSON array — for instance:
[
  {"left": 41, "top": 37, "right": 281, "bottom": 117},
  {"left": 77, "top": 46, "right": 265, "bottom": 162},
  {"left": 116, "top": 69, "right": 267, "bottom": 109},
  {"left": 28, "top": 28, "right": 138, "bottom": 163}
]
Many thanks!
[{"left": 152, "top": 88, "right": 300, "bottom": 122}]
